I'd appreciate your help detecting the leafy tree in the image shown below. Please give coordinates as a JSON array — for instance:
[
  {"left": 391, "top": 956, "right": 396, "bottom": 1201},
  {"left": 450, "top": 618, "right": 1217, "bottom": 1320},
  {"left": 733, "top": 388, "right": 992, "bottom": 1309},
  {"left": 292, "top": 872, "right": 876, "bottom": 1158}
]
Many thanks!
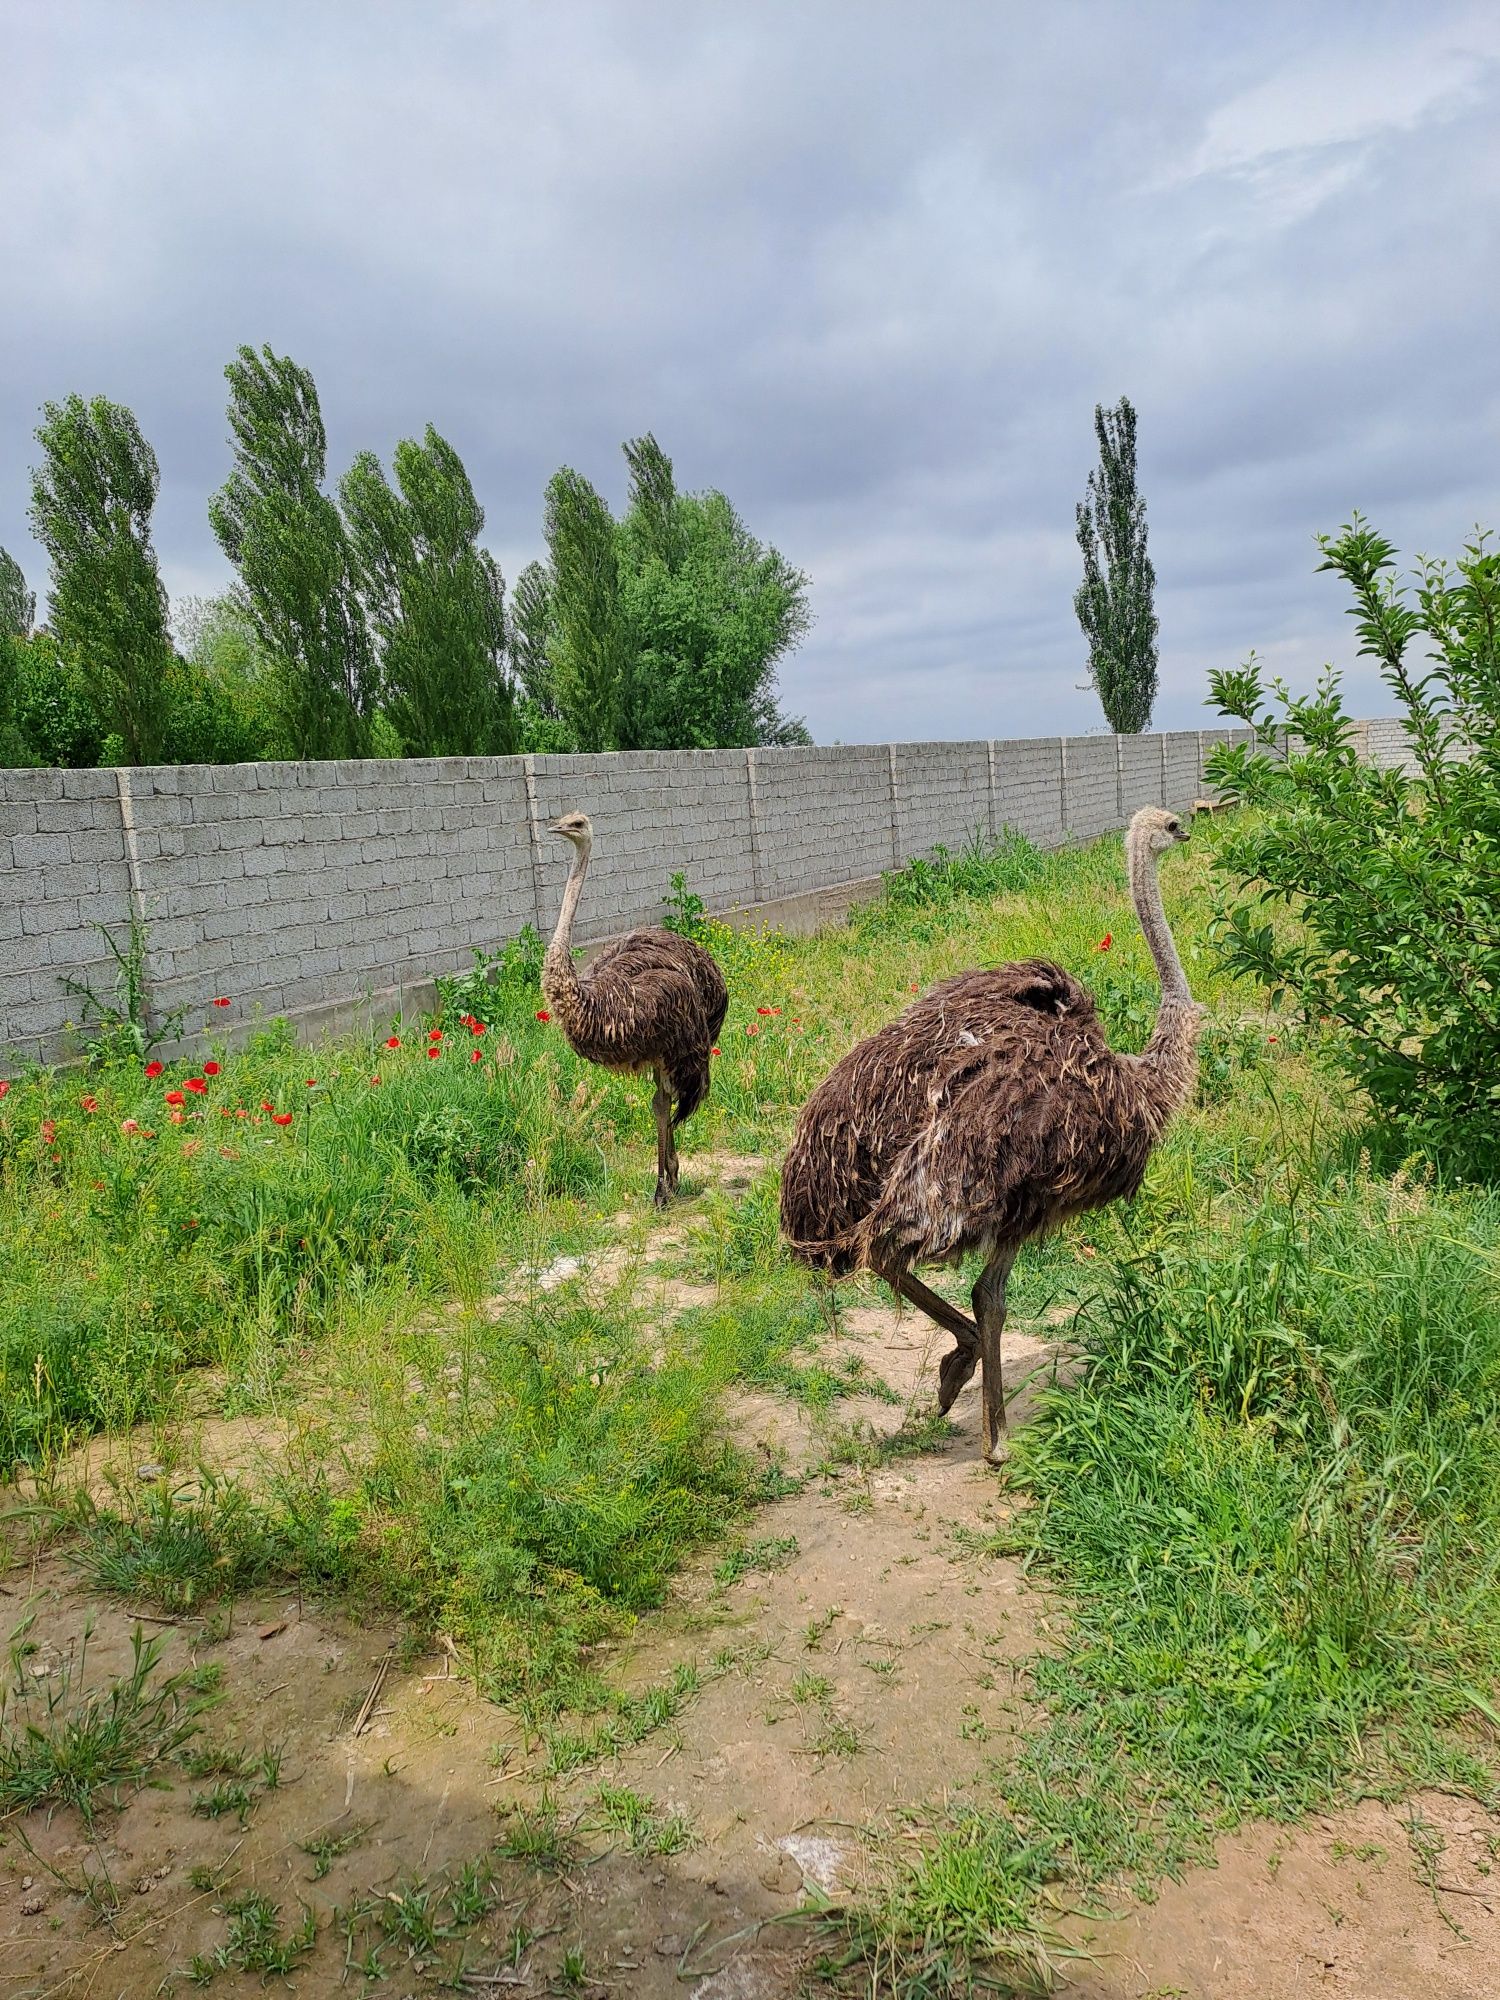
[
  {"left": 1075, "top": 395, "right": 1158, "bottom": 734},
  {"left": 159, "top": 595, "right": 275, "bottom": 765},
  {"left": 543, "top": 465, "right": 631, "bottom": 752},
  {"left": 617, "top": 435, "right": 811, "bottom": 748},
  {"left": 341, "top": 426, "right": 516, "bottom": 756},
  {"left": 0, "top": 546, "right": 34, "bottom": 639},
  {"left": 3, "top": 630, "right": 105, "bottom": 768},
  {"left": 508, "top": 560, "right": 573, "bottom": 751},
  {"left": 209, "top": 345, "right": 374, "bottom": 759},
  {"left": 28, "top": 394, "right": 174, "bottom": 763},
  {"left": 534, "top": 433, "right": 810, "bottom": 751},
  {"left": 1207, "top": 517, "right": 1500, "bottom": 1177}
]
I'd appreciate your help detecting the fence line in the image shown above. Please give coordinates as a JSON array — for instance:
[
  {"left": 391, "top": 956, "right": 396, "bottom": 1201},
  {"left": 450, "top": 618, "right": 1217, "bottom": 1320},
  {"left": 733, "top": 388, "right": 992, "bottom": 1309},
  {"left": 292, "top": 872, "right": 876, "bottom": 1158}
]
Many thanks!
[{"left": 1, "top": 719, "right": 1410, "bottom": 1068}]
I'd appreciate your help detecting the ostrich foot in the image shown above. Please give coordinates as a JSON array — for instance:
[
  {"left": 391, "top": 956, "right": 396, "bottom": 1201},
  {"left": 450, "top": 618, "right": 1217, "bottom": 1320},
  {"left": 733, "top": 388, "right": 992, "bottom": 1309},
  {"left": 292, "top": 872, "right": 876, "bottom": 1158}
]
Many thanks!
[
  {"left": 984, "top": 1429, "right": 1010, "bottom": 1468},
  {"left": 936, "top": 1340, "right": 979, "bottom": 1413},
  {"left": 653, "top": 1181, "right": 672, "bottom": 1210}
]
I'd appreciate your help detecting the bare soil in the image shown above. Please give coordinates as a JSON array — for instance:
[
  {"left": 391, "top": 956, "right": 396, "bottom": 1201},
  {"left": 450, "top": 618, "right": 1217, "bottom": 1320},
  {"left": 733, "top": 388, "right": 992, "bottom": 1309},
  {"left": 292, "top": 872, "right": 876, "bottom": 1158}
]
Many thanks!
[{"left": 4, "top": 1167, "right": 1497, "bottom": 1999}]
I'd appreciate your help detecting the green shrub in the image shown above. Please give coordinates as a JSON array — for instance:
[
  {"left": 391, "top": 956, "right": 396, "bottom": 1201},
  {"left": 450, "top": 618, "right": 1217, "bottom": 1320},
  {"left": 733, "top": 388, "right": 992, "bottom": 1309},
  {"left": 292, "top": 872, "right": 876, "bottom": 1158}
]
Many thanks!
[{"left": 1208, "top": 518, "right": 1500, "bottom": 1176}]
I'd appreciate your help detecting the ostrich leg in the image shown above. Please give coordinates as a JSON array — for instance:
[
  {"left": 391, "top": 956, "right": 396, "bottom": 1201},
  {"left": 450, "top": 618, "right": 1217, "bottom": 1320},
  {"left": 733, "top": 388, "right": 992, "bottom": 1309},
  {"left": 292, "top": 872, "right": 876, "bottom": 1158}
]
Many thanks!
[
  {"left": 874, "top": 1267, "right": 981, "bottom": 1413},
  {"left": 972, "top": 1246, "right": 1015, "bottom": 1464},
  {"left": 652, "top": 1064, "right": 675, "bottom": 1208}
]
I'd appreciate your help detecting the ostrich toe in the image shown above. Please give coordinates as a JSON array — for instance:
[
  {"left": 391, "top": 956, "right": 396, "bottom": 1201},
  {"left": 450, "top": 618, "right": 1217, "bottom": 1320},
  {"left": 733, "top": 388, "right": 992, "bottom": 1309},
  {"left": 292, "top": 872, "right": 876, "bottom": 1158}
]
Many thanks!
[{"left": 936, "top": 1340, "right": 979, "bottom": 1413}]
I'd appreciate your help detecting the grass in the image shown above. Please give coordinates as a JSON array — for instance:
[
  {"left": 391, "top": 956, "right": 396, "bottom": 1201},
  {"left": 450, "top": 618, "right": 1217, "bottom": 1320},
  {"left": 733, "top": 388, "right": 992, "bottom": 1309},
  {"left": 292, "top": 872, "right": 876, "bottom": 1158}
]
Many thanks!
[
  {"left": 6, "top": 813, "right": 1500, "bottom": 1990},
  {"left": 0, "top": 1615, "right": 211, "bottom": 1823}
]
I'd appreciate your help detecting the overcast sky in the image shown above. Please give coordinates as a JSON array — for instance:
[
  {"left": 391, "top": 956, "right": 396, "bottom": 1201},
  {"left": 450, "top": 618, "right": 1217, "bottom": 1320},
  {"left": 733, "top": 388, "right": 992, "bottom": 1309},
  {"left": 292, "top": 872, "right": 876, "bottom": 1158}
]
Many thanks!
[{"left": 2, "top": 1, "right": 1496, "bottom": 742}]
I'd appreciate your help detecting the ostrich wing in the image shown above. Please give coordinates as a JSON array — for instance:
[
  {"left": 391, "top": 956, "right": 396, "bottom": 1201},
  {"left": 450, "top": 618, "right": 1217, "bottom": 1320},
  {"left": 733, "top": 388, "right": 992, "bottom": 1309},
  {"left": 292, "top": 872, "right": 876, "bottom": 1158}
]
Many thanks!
[
  {"left": 781, "top": 958, "right": 1145, "bottom": 1274},
  {"left": 574, "top": 927, "right": 724, "bottom": 1120}
]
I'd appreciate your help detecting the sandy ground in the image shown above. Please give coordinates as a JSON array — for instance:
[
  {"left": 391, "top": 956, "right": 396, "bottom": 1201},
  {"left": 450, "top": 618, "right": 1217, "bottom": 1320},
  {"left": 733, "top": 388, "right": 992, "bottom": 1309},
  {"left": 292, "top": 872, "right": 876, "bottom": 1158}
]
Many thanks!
[{"left": 3, "top": 1164, "right": 1498, "bottom": 1999}]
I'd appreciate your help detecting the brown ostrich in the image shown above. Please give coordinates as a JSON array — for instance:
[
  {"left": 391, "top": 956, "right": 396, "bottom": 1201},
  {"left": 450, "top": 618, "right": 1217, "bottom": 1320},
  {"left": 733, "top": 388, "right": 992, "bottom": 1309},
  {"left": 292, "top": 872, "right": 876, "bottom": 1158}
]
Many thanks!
[
  {"left": 779, "top": 805, "right": 1203, "bottom": 1462},
  {"left": 542, "top": 811, "right": 729, "bottom": 1207}
]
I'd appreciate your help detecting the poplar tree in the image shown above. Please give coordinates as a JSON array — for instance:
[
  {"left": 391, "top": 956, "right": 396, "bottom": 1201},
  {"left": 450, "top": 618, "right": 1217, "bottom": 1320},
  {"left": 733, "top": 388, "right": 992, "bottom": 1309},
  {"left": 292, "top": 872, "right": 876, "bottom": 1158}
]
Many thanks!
[
  {"left": 0, "top": 547, "right": 34, "bottom": 638},
  {"left": 29, "top": 394, "right": 174, "bottom": 763},
  {"left": 209, "top": 345, "right": 373, "bottom": 758},
  {"left": 1075, "top": 395, "right": 1159, "bottom": 734},
  {"left": 342, "top": 425, "right": 515, "bottom": 756}
]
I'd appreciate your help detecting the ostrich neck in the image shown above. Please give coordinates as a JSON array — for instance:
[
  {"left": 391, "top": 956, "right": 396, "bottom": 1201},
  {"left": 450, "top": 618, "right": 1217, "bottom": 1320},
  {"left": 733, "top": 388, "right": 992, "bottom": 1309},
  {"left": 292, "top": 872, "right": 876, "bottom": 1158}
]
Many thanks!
[
  {"left": 1129, "top": 835, "right": 1192, "bottom": 1012},
  {"left": 542, "top": 843, "right": 589, "bottom": 1008},
  {"left": 1127, "top": 833, "right": 1199, "bottom": 1112}
]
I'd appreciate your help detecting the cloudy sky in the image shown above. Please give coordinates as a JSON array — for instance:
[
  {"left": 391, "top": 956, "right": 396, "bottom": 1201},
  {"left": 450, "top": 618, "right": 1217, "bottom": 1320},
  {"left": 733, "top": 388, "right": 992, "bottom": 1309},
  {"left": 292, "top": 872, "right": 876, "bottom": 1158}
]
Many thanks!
[{"left": 2, "top": 1, "right": 1496, "bottom": 742}]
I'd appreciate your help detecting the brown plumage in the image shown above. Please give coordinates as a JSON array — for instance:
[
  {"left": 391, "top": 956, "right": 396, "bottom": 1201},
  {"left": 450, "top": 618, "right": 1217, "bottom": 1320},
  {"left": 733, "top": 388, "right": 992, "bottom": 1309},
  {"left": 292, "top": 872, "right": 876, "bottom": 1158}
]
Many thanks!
[
  {"left": 542, "top": 811, "right": 728, "bottom": 1206},
  {"left": 780, "top": 806, "right": 1204, "bottom": 1461}
]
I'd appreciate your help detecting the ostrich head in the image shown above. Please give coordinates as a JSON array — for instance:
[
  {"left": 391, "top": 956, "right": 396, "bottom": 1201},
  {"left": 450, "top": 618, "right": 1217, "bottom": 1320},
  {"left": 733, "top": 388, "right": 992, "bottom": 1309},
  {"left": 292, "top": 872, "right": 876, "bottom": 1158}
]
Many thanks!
[
  {"left": 1127, "top": 805, "right": 1190, "bottom": 858},
  {"left": 549, "top": 810, "right": 593, "bottom": 853}
]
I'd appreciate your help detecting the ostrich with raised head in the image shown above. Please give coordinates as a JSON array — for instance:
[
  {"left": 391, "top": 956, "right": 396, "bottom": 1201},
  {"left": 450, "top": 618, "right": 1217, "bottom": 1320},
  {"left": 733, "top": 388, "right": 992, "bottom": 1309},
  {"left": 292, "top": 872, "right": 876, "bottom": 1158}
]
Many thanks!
[
  {"left": 780, "top": 806, "right": 1203, "bottom": 1461},
  {"left": 542, "top": 811, "right": 728, "bottom": 1207}
]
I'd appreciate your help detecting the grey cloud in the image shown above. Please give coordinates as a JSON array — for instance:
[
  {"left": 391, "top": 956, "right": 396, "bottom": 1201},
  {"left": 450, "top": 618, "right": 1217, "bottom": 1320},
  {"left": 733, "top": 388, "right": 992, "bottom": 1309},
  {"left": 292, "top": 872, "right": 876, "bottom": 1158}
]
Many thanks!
[{"left": 1, "top": 0, "right": 1495, "bottom": 746}]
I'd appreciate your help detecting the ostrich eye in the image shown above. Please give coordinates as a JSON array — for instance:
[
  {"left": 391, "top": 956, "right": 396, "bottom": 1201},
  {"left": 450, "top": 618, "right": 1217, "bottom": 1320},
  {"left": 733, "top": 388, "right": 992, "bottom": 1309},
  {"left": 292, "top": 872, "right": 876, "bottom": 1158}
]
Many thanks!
[{"left": 1166, "top": 818, "right": 1180, "bottom": 834}]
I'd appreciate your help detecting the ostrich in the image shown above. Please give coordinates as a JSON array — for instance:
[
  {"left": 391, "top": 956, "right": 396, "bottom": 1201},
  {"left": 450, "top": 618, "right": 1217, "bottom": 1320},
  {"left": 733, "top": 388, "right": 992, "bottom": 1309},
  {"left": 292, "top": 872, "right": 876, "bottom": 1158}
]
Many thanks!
[
  {"left": 542, "top": 811, "right": 729, "bottom": 1207},
  {"left": 779, "top": 806, "right": 1203, "bottom": 1462}
]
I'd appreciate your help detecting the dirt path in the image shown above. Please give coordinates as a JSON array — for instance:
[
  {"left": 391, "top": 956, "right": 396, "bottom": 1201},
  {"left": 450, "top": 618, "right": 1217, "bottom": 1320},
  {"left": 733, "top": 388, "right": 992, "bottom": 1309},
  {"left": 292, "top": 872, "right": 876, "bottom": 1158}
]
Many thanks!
[{"left": 4, "top": 1172, "right": 1499, "bottom": 1997}]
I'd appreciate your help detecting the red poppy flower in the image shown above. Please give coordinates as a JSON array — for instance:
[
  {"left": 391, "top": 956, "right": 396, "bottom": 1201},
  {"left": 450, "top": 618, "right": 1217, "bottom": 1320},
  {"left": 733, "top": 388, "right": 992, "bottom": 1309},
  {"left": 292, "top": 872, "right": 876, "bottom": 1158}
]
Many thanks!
[
  {"left": 1097, "top": 933, "right": 1113, "bottom": 952},
  {"left": 0, "top": 1080, "right": 9, "bottom": 1100},
  {"left": 211, "top": 996, "right": 231, "bottom": 1008},
  {"left": 711, "top": 1046, "right": 721, "bottom": 1056},
  {"left": 1268, "top": 1034, "right": 1278, "bottom": 1045},
  {"left": 427, "top": 1028, "right": 443, "bottom": 1043},
  {"left": 370, "top": 1075, "right": 382, "bottom": 1086},
  {"left": 910, "top": 983, "right": 919, "bottom": 993},
  {"left": 219, "top": 1107, "right": 231, "bottom": 1118},
  {"left": 120, "top": 1117, "right": 140, "bottom": 1135},
  {"left": 185, "top": 1077, "right": 207, "bottom": 1095},
  {"left": 470, "top": 1021, "right": 486, "bottom": 1036},
  {"left": 203, "top": 1061, "right": 220, "bottom": 1077},
  {"left": 272, "top": 1112, "right": 293, "bottom": 1126},
  {"left": 771, "top": 1007, "right": 782, "bottom": 1016},
  {"left": 385, "top": 1036, "right": 401, "bottom": 1049},
  {"left": 80, "top": 1095, "right": 98, "bottom": 1113},
  {"left": 305, "top": 1078, "right": 317, "bottom": 1088},
  {"left": 536, "top": 1010, "right": 551, "bottom": 1023},
  {"left": 235, "top": 1108, "right": 247, "bottom": 1118},
  {"left": 169, "top": 1110, "right": 185, "bottom": 1125},
  {"left": 746, "top": 1024, "right": 759, "bottom": 1037},
  {"left": 260, "top": 1100, "right": 274, "bottom": 1114},
  {"left": 791, "top": 1018, "right": 801, "bottom": 1027},
  {"left": 144, "top": 1061, "right": 164, "bottom": 1080},
  {"left": 470, "top": 1049, "right": 483, "bottom": 1064},
  {"left": 41, "top": 1120, "right": 56, "bottom": 1144},
  {"left": 756, "top": 1007, "right": 772, "bottom": 1016},
  {"left": 164, "top": 1090, "right": 186, "bottom": 1107}
]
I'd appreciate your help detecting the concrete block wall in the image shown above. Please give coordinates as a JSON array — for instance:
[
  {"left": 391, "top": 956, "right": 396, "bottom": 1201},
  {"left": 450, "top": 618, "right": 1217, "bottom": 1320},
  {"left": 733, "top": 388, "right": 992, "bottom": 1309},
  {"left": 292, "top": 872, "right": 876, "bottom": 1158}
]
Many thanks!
[
  {"left": 530, "top": 750, "right": 758, "bottom": 942},
  {"left": 1, "top": 768, "right": 138, "bottom": 1063},
  {"left": 7, "top": 720, "right": 1415, "bottom": 1071},
  {"left": 892, "top": 741, "right": 993, "bottom": 861}
]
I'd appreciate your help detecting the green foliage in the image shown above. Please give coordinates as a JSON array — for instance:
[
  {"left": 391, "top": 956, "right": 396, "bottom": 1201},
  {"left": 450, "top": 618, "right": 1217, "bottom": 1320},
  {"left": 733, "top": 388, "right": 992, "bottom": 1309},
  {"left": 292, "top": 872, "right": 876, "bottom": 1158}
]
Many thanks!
[
  {"left": 60, "top": 913, "right": 189, "bottom": 1065},
  {"left": 69, "top": 1473, "right": 279, "bottom": 1610},
  {"left": 661, "top": 869, "right": 709, "bottom": 941},
  {"left": 1075, "top": 394, "right": 1158, "bottom": 734},
  {"left": 1002, "top": 1174, "right": 1500, "bottom": 1873},
  {"left": 616, "top": 435, "right": 811, "bottom": 748},
  {"left": 188, "top": 1893, "right": 317, "bottom": 1984},
  {"left": 166, "top": 593, "right": 276, "bottom": 763},
  {"left": 0, "top": 546, "right": 34, "bottom": 640},
  {"left": 1, "top": 628, "right": 105, "bottom": 768},
  {"left": 544, "top": 464, "right": 631, "bottom": 752},
  {"left": 433, "top": 925, "right": 546, "bottom": 1025},
  {"left": 210, "top": 344, "right": 374, "bottom": 758},
  {"left": 1208, "top": 518, "right": 1500, "bottom": 1176},
  {"left": 536, "top": 432, "right": 810, "bottom": 751},
  {"left": 0, "top": 1616, "right": 210, "bottom": 1823},
  {"left": 341, "top": 425, "right": 517, "bottom": 756},
  {"left": 29, "top": 393, "right": 175, "bottom": 762},
  {"left": 853, "top": 827, "right": 1045, "bottom": 941}
]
